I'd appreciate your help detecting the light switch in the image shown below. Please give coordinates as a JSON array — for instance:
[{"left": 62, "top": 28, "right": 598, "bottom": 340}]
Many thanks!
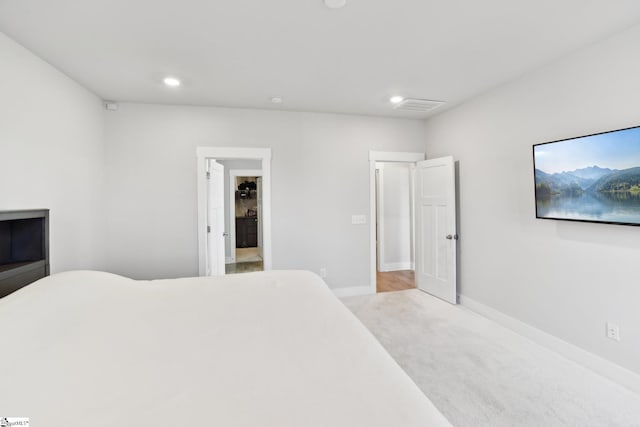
[{"left": 351, "top": 215, "right": 367, "bottom": 225}]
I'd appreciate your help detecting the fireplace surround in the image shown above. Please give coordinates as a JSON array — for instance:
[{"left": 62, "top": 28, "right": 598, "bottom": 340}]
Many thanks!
[{"left": 0, "top": 209, "right": 49, "bottom": 298}]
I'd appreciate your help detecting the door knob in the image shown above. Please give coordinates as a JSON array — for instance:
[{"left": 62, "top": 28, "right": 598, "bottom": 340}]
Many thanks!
[
  {"left": 223, "top": 232, "right": 229, "bottom": 237},
  {"left": 446, "top": 234, "right": 459, "bottom": 240}
]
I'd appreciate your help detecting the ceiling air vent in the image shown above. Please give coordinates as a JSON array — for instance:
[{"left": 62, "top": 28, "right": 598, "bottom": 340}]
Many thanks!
[{"left": 393, "top": 98, "right": 445, "bottom": 113}]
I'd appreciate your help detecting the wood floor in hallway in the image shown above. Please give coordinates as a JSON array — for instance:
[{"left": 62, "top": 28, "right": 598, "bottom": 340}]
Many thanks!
[{"left": 376, "top": 270, "right": 415, "bottom": 293}]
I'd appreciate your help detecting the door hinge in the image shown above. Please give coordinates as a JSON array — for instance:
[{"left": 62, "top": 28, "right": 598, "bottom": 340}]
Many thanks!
[
  {"left": 206, "top": 171, "right": 210, "bottom": 179},
  {"left": 207, "top": 225, "right": 211, "bottom": 233}
]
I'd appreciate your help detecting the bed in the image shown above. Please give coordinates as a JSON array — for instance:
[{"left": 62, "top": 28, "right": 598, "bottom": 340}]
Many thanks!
[{"left": 0, "top": 270, "right": 450, "bottom": 426}]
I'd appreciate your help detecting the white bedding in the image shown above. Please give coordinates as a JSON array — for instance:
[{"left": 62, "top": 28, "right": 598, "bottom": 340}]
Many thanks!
[{"left": 0, "top": 270, "right": 450, "bottom": 426}]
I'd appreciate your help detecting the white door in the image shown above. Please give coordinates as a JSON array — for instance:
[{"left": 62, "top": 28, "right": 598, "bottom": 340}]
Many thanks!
[
  {"left": 256, "top": 177, "right": 263, "bottom": 258},
  {"left": 415, "top": 156, "right": 457, "bottom": 304},
  {"left": 207, "top": 160, "right": 226, "bottom": 276}
]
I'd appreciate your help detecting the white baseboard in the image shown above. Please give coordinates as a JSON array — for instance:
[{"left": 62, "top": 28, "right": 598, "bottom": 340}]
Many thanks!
[
  {"left": 379, "top": 262, "right": 413, "bottom": 272},
  {"left": 459, "top": 294, "right": 640, "bottom": 395},
  {"left": 332, "top": 285, "right": 373, "bottom": 298}
]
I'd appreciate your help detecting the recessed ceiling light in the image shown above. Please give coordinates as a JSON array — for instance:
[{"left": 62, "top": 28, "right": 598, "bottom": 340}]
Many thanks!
[
  {"left": 324, "top": 0, "right": 347, "bottom": 9},
  {"left": 270, "top": 97, "right": 283, "bottom": 104},
  {"left": 390, "top": 96, "right": 404, "bottom": 104},
  {"left": 163, "top": 77, "right": 181, "bottom": 87}
]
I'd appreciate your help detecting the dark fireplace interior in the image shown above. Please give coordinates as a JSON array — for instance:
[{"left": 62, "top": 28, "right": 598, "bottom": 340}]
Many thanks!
[{"left": 0, "top": 218, "right": 45, "bottom": 271}]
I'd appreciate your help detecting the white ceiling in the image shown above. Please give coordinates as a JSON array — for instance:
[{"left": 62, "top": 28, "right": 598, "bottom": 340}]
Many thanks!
[{"left": 2, "top": 0, "right": 640, "bottom": 118}]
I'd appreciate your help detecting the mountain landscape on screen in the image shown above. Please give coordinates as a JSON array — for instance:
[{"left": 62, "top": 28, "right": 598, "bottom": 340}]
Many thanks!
[
  {"left": 534, "top": 165, "right": 640, "bottom": 197},
  {"left": 533, "top": 126, "right": 640, "bottom": 225}
]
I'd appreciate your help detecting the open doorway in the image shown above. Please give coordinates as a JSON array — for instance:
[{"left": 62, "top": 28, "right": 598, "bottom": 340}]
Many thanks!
[
  {"left": 226, "top": 170, "right": 263, "bottom": 274},
  {"left": 196, "top": 147, "right": 272, "bottom": 277},
  {"left": 368, "top": 151, "right": 424, "bottom": 294},
  {"left": 369, "top": 151, "right": 459, "bottom": 304},
  {"left": 203, "top": 158, "right": 265, "bottom": 276},
  {"left": 375, "top": 162, "right": 415, "bottom": 292}
]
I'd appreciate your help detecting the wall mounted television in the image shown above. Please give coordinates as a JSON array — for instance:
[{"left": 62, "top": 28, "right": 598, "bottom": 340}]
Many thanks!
[{"left": 533, "top": 125, "right": 640, "bottom": 226}]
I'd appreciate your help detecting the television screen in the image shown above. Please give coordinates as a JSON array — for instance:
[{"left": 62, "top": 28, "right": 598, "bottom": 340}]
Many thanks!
[{"left": 533, "top": 125, "right": 640, "bottom": 226}]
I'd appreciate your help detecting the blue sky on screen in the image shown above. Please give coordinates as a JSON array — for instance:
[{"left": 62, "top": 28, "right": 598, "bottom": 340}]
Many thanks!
[{"left": 534, "top": 126, "right": 640, "bottom": 174}]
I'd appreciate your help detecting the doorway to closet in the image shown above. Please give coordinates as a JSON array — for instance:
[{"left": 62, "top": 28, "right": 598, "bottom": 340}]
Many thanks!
[
  {"left": 225, "top": 169, "right": 263, "bottom": 274},
  {"left": 196, "top": 147, "right": 272, "bottom": 277}
]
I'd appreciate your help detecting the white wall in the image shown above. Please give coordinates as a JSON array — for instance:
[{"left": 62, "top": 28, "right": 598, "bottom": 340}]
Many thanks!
[
  {"left": 0, "top": 33, "right": 105, "bottom": 272},
  {"left": 423, "top": 24, "right": 640, "bottom": 375},
  {"left": 217, "top": 159, "right": 261, "bottom": 260},
  {"left": 376, "top": 162, "right": 412, "bottom": 271},
  {"left": 103, "top": 103, "right": 426, "bottom": 289}
]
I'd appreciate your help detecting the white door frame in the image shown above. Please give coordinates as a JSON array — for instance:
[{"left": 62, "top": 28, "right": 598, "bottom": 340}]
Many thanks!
[
  {"left": 228, "top": 168, "right": 263, "bottom": 264},
  {"left": 197, "top": 147, "right": 272, "bottom": 276},
  {"left": 369, "top": 151, "right": 425, "bottom": 294},
  {"left": 375, "top": 166, "right": 383, "bottom": 271}
]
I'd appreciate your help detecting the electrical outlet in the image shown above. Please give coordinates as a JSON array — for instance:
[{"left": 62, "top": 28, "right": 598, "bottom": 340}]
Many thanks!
[
  {"left": 606, "top": 322, "right": 620, "bottom": 342},
  {"left": 319, "top": 268, "right": 327, "bottom": 278}
]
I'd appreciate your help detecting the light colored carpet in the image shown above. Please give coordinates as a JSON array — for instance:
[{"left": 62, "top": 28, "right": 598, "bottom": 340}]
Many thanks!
[{"left": 342, "top": 289, "right": 640, "bottom": 427}]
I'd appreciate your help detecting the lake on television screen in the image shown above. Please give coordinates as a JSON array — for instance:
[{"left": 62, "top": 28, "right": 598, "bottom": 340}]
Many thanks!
[{"left": 534, "top": 126, "right": 640, "bottom": 225}]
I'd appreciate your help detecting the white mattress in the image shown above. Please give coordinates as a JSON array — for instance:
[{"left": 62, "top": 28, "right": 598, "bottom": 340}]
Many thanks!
[{"left": 0, "top": 270, "right": 450, "bottom": 426}]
